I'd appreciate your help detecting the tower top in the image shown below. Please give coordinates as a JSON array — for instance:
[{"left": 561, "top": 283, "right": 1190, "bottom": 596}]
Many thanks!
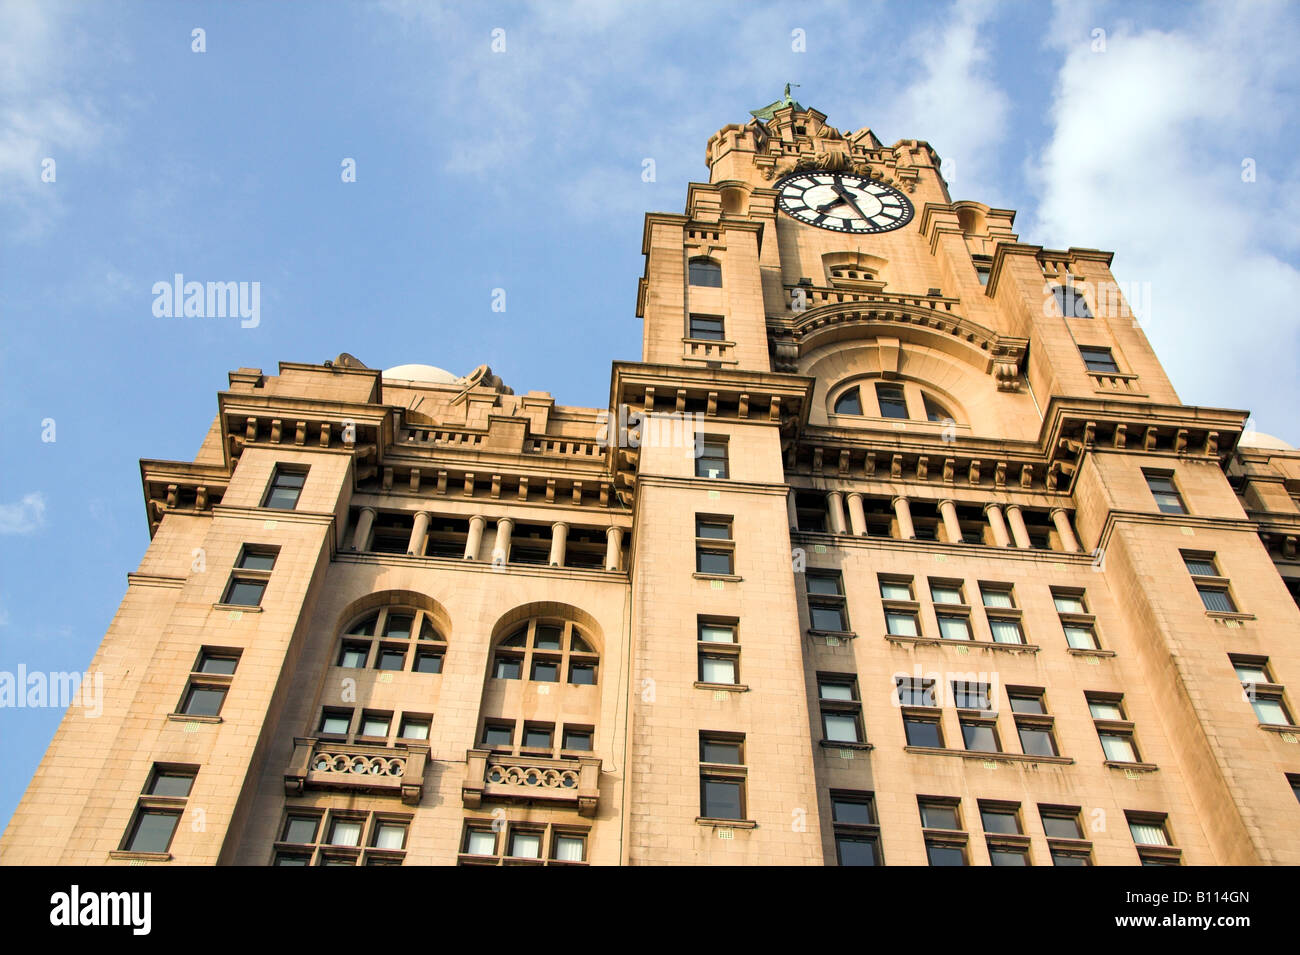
[{"left": 750, "top": 83, "right": 803, "bottom": 121}]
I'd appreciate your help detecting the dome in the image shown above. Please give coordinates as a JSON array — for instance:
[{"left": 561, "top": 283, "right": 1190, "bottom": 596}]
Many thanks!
[
  {"left": 1239, "top": 431, "right": 1294, "bottom": 451},
  {"left": 381, "top": 364, "right": 459, "bottom": 385}
]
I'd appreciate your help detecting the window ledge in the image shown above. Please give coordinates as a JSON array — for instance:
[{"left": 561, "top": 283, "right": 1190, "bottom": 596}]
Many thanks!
[
  {"left": 695, "top": 817, "right": 757, "bottom": 829},
  {"left": 213, "top": 603, "right": 263, "bottom": 613},
  {"left": 885, "top": 634, "right": 1039, "bottom": 653},
  {"left": 819, "top": 739, "right": 873, "bottom": 751},
  {"left": 904, "top": 746, "right": 1074, "bottom": 765},
  {"left": 692, "top": 572, "right": 743, "bottom": 582},
  {"left": 1104, "top": 760, "right": 1160, "bottom": 773},
  {"left": 807, "top": 629, "right": 857, "bottom": 641},
  {"left": 109, "top": 850, "right": 172, "bottom": 862},
  {"left": 694, "top": 681, "right": 749, "bottom": 692},
  {"left": 1206, "top": 611, "right": 1256, "bottom": 622},
  {"left": 167, "top": 713, "right": 222, "bottom": 724},
  {"left": 1066, "top": 647, "right": 1115, "bottom": 658},
  {"left": 1259, "top": 722, "right": 1300, "bottom": 735}
]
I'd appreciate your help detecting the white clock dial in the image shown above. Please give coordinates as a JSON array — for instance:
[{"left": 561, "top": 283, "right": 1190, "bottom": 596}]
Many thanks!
[{"left": 775, "top": 172, "right": 913, "bottom": 233}]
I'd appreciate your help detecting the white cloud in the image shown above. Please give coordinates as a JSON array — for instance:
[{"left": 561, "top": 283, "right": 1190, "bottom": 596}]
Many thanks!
[
  {"left": 0, "top": 492, "right": 46, "bottom": 534},
  {"left": 1030, "top": 0, "right": 1300, "bottom": 442}
]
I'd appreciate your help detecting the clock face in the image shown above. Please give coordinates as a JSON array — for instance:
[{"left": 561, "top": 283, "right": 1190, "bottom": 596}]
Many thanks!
[{"left": 775, "top": 172, "right": 913, "bottom": 233}]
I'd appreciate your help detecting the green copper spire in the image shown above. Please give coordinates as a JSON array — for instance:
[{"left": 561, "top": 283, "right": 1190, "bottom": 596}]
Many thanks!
[{"left": 750, "top": 83, "right": 802, "bottom": 121}]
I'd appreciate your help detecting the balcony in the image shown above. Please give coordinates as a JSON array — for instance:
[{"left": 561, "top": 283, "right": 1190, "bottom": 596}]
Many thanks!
[
  {"left": 462, "top": 749, "right": 601, "bottom": 817},
  {"left": 284, "top": 737, "right": 428, "bottom": 805}
]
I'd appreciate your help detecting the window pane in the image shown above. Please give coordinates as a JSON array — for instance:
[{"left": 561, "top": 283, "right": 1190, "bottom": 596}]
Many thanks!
[
  {"left": 937, "top": 616, "right": 972, "bottom": 640},
  {"left": 224, "top": 579, "right": 265, "bottom": 607},
  {"left": 376, "top": 648, "right": 406, "bottom": 670},
  {"left": 980, "top": 809, "right": 1021, "bottom": 835},
  {"left": 923, "top": 396, "right": 951, "bottom": 422},
  {"left": 149, "top": 772, "right": 195, "bottom": 798},
  {"left": 836, "top": 836, "right": 879, "bottom": 866},
  {"left": 876, "top": 384, "right": 909, "bottom": 419},
  {"left": 1234, "top": 663, "right": 1268, "bottom": 683},
  {"left": 1079, "top": 347, "right": 1119, "bottom": 373},
  {"left": 534, "top": 625, "right": 563, "bottom": 650},
  {"left": 1129, "top": 822, "right": 1168, "bottom": 846},
  {"left": 384, "top": 615, "right": 413, "bottom": 639},
  {"left": 689, "top": 315, "right": 724, "bottom": 340},
  {"left": 338, "top": 644, "right": 367, "bottom": 668},
  {"left": 1008, "top": 694, "right": 1045, "bottom": 715},
  {"left": 494, "top": 657, "right": 521, "bottom": 679},
  {"left": 283, "top": 816, "right": 318, "bottom": 844},
  {"left": 880, "top": 581, "right": 912, "bottom": 600},
  {"left": 810, "top": 605, "right": 847, "bottom": 631},
  {"left": 1053, "top": 594, "right": 1085, "bottom": 613},
  {"left": 818, "top": 681, "right": 854, "bottom": 701},
  {"left": 238, "top": 551, "right": 276, "bottom": 571},
  {"left": 808, "top": 574, "right": 844, "bottom": 596},
  {"left": 1088, "top": 700, "right": 1123, "bottom": 720},
  {"left": 961, "top": 722, "right": 999, "bottom": 752},
  {"left": 1183, "top": 557, "right": 1218, "bottom": 576},
  {"left": 563, "top": 731, "right": 592, "bottom": 751},
  {"left": 834, "top": 389, "right": 863, "bottom": 415},
  {"left": 701, "top": 656, "right": 736, "bottom": 684},
  {"left": 524, "top": 727, "right": 552, "bottom": 749},
  {"left": 886, "top": 612, "right": 919, "bottom": 637},
  {"left": 823, "top": 713, "right": 860, "bottom": 743},
  {"left": 466, "top": 830, "right": 496, "bottom": 855},
  {"left": 399, "top": 718, "right": 430, "bottom": 740},
  {"left": 699, "top": 624, "right": 735, "bottom": 643},
  {"left": 319, "top": 712, "right": 350, "bottom": 735},
  {"left": 695, "top": 520, "right": 731, "bottom": 540},
  {"left": 373, "top": 824, "right": 406, "bottom": 850},
  {"left": 126, "top": 811, "right": 180, "bottom": 853},
  {"left": 182, "top": 686, "right": 226, "bottom": 717},
  {"left": 981, "top": 588, "right": 1014, "bottom": 609},
  {"left": 1052, "top": 851, "right": 1090, "bottom": 866},
  {"left": 1064, "top": 625, "right": 1098, "bottom": 650},
  {"left": 1251, "top": 697, "right": 1290, "bottom": 725},
  {"left": 696, "top": 550, "right": 733, "bottom": 575},
  {"left": 926, "top": 844, "right": 966, "bottom": 866},
  {"left": 688, "top": 259, "right": 722, "bottom": 287},
  {"left": 482, "top": 725, "right": 513, "bottom": 747},
  {"left": 531, "top": 660, "right": 559, "bottom": 682},
  {"left": 414, "top": 652, "right": 443, "bottom": 673},
  {"left": 700, "top": 740, "right": 741, "bottom": 764},
  {"left": 989, "top": 619, "right": 1024, "bottom": 644},
  {"left": 832, "top": 799, "right": 874, "bottom": 825},
  {"left": 1198, "top": 588, "right": 1236, "bottom": 612},
  {"left": 197, "top": 654, "right": 238, "bottom": 675},
  {"left": 702, "top": 779, "right": 743, "bottom": 819},
  {"left": 569, "top": 663, "right": 597, "bottom": 685},
  {"left": 1041, "top": 815, "right": 1082, "bottom": 839},
  {"left": 554, "top": 835, "right": 586, "bottom": 862},
  {"left": 952, "top": 684, "right": 989, "bottom": 710},
  {"left": 361, "top": 715, "right": 389, "bottom": 737},
  {"left": 931, "top": 585, "right": 962, "bottom": 604},
  {"left": 897, "top": 681, "right": 936, "bottom": 707},
  {"left": 328, "top": 820, "right": 362, "bottom": 847},
  {"left": 990, "top": 848, "right": 1030, "bottom": 866},
  {"left": 508, "top": 831, "right": 541, "bottom": 858},
  {"left": 1018, "top": 726, "right": 1058, "bottom": 757},
  {"left": 904, "top": 719, "right": 942, "bottom": 748}
]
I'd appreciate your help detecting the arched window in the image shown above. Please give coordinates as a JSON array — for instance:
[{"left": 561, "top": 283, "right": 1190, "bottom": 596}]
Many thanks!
[
  {"left": 1052, "top": 285, "right": 1092, "bottom": 319},
  {"left": 688, "top": 257, "right": 722, "bottom": 288},
  {"left": 834, "top": 387, "right": 863, "bottom": 415},
  {"left": 923, "top": 395, "right": 953, "bottom": 423},
  {"left": 491, "top": 618, "right": 598, "bottom": 685},
  {"left": 336, "top": 606, "right": 447, "bottom": 673}
]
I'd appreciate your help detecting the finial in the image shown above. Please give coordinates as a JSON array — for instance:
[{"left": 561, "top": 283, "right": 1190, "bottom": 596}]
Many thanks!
[{"left": 750, "top": 84, "right": 804, "bottom": 122}]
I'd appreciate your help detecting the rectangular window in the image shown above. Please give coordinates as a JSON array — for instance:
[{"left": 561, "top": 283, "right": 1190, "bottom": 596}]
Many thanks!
[
  {"left": 1008, "top": 687, "right": 1058, "bottom": 757},
  {"left": 806, "top": 571, "right": 849, "bottom": 632},
  {"left": 695, "top": 516, "right": 735, "bottom": 576},
  {"left": 399, "top": 715, "right": 431, "bottom": 740},
  {"left": 123, "top": 809, "right": 182, "bottom": 854},
  {"left": 1053, "top": 589, "right": 1100, "bottom": 650},
  {"left": 222, "top": 577, "right": 266, "bottom": 607},
  {"left": 358, "top": 711, "right": 391, "bottom": 739},
  {"left": 879, "top": 579, "right": 914, "bottom": 601},
  {"left": 338, "top": 642, "right": 368, "bottom": 668},
  {"left": 951, "top": 681, "right": 990, "bottom": 711},
  {"left": 960, "top": 719, "right": 1000, "bottom": 753},
  {"left": 699, "top": 654, "right": 737, "bottom": 685},
  {"left": 886, "top": 610, "right": 920, "bottom": 637},
  {"left": 1079, "top": 346, "right": 1120, "bottom": 374},
  {"left": 1099, "top": 732, "right": 1139, "bottom": 762},
  {"left": 875, "top": 383, "right": 909, "bottom": 419},
  {"left": 553, "top": 833, "right": 587, "bottom": 862},
  {"left": 699, "top": 732, "right": 746, "bottom": 821},
  {"left": 1144, "top": 470, "right": 1187, "bottom": 515},
  {"left": 1234, "top": 655, "right": 1293, "bottom": 725},
  {"left": 689, "top": 314, "right": 725, "bottom": 341},
  {"left": 930, "top": 581, "right": 964, "bottom": 605},
  {"left": 936, "top": 614, "right": 972, "bottom": 641},
  {"left": 903, "top": 714, "right": 943, "bottom": 748},
  {"left": 493, "top": 656, "right": 522, "bottom": 680},
  {"left": 818, "top": 675, "right": 864, "bottom": 744},
  {"left": 318, "top": 708, "right": 352, "bottom": 736},
  {"left": 896, "top": 677, "right": 937, "bottom": 708},
  {"left": 562, "top": 727, "right": 593, "bottom": 752},
  {"left": 1182, "top": 552, "right": 1237, "bottom": 612},
  {"left": 531, "top": 659, "right": 560, "bottom": 682},
  {"left": 697, "top": 617, "right": 740, "bottom": 686},
  {"left": 181, "top": 684, "right": 227, "bottom": 718},
  {"left": 522, "top": 723, "right": 554, "bottom": 751},
  {"left": 919, "top": 798, "right": 966, "bottom": 866},
  {"left": 481, "top": 721, "right": 515, "bottom": 749},
  {"left": 831, "top": 791, "right": 881, "bottom": 866},
  {"left": 980, "top": 804, "right": 1022, "bottom": 835},
  {"left": 465, "top": 829, "right": 497, "bottom": 856},
  {"left": 121, "top": 763, "right": 199, "bottom": 856},
  {"left": 988, "top": 618, "right": 1025, "bottom": 644},
  {"left": 979, "top": 584, "right": 1016, "bottom": 609},
  {"left": 1040, "top": 808, "right": 1084, "bottom": 840},
  {"left": 262, "top": 466, "right": 307, "bottom": 510},
  {"left": 695, "top": 436, "right": 729, "bottom": 479}
]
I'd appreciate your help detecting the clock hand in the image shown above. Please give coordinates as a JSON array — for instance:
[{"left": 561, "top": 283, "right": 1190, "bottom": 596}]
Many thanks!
[{"left": 831, "top": 183, "right": 871, "bottom": 222}]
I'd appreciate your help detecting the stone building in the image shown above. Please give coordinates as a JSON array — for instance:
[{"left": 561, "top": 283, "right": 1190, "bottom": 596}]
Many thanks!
[{"left": 4, "top": 99, "right": 1299, "bottom": 865}]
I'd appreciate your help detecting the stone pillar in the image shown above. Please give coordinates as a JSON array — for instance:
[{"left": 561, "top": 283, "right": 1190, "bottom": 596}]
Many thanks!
[
  {"left": 892, "top": 496, "right": 915, "bottom": 540},
  {"left": 786, "top": 489, "right": 799, "bottom": 530},
  {"left": 938, "top": 499, "right": 962, "bottom": 544},
  {"left": 464, "top": 514, "right": 486, "bottom": 560},
  {"left": 549, "top": 521, "right": 569, "bottom": 567},
  {"left": 493, "top": 517, "right": 514, "bottom": 565},
  {"left": 826, "top": 491, "right": 846, "bottom": 535},
  {"left": 605, "top": 526, "right": 624, "bottom": 571},
  {"left": 1051, "top": 508, "right": 1081, "bottom": 553},
  {"left": 351, "top": 506, "right": 376, "bottom": 552},
  {"left": 408, "top": 511, "right": 430, "bottom": 556},
  {"left": 984, "top": 503, "right": 1010, "bottom": 547},
  {"left": 846, "top": 492, "right": 867, "bottom": 537},
  {"left": 1005, "top": 504, "right": 1031, "bottom": 549}
]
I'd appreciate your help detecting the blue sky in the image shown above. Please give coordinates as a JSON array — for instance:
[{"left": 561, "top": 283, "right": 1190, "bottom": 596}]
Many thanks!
[{"left": 1, "top": 0, "right": 1297, "bottom": 830}]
